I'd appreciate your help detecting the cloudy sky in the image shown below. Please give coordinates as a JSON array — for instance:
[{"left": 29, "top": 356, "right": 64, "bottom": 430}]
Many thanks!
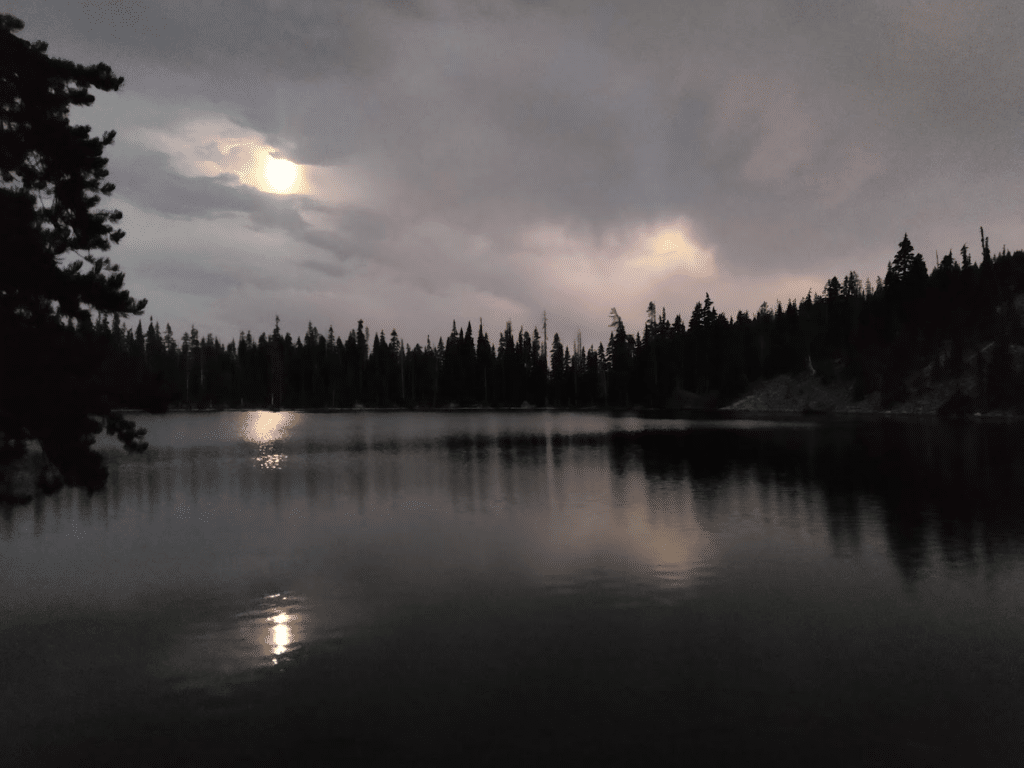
[{"left": 10, "top": 0, "right": 1024, "bottom": 348}]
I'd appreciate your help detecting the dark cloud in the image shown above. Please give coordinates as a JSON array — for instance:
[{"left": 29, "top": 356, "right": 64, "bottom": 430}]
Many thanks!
[
  {"left": 139, "top": 257, "right": 280, "bottom": 298},
  {"left": 110, "top": 145, "right": 390, "bottom": 268},
  {"left": 111, "top": 146, "right": 265, "bottom": 219},
  {"left": 49, "top": 0, "right": 391, "bottom": 81}
]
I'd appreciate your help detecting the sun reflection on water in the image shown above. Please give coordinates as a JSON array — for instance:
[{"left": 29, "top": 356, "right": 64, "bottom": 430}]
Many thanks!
[
  {"left": 243, "top": 411, "right": 296, "bottom": 443},
  {"left": 241, "top": 411, "right": 299, "bottom": 470},
  {"left": 155, "top": 592, "right": 308, "bottom": 694},
  {"left": 255, "top": 452, "right": 286, "bottom": 470},
  {"left": 269, "top": 612, "right": 291, "bottom": 659},
  {"left": 236, "top": 592, "right": 305, "bottom": 667}
]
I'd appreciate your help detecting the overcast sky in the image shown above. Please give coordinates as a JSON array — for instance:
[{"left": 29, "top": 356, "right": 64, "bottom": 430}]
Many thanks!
[{"left": 10, "top": 0, "right": 1024, "bottom": 348}]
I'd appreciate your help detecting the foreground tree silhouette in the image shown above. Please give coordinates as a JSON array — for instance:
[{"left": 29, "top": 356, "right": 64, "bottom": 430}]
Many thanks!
[{"left": 1, "top": 14, "right": 147, "bottom": 503}]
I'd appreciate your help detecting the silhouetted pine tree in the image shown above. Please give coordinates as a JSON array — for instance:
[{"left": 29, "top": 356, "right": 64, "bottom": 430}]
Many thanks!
[{"left": 1, "top": 14, "right": 148, "bottom": 502}]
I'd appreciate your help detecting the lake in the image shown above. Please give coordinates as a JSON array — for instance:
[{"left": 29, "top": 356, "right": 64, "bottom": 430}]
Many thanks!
[{"left": 3, "top": 411, "right": 1024, "bottom": 765}]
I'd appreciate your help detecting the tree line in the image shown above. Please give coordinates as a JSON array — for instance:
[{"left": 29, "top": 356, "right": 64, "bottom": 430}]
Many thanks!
[
  {"left": 7, "top": 12, "right": 1023, "bottom": 504},
  {"left": 93, "top": 230, "right": 1024, "bottom": 413}
]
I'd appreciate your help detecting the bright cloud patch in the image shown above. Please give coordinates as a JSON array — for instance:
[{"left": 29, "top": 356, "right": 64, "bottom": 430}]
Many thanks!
[{"left": 637, "top": 224, "right": 716, "bottom": 277}]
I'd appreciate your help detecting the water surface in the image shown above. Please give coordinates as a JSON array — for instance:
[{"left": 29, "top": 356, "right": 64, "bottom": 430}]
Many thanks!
[{"left": 3, "top": 412, "right": 1023, "bottom": 765}]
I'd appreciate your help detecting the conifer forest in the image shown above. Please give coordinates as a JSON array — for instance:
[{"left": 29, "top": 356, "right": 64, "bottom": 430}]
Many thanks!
[{"left": 97, "top": 231, "right": 1024, "bottom": 413}]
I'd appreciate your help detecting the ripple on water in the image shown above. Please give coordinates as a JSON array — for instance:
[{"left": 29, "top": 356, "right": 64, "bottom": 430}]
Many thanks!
[{"left": 157, "top": 591, "right": 308, "bottom": 695}]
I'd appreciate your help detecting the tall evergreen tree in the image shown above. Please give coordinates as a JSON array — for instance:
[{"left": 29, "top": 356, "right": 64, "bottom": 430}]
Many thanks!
[{"left": 1, "top": 14, "right": 147, "bottom": 502}]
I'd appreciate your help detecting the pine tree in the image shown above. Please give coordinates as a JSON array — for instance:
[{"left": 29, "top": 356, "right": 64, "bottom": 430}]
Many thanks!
[{"left": 1, "top": 14, "right": 147, "bottom": 502}]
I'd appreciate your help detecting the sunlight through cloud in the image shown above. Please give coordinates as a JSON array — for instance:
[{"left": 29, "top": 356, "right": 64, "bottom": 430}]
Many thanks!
[
  {"left": 263, "top": 155, "right": 299, "bottom": 193},
  {"left": 636, "top": 223, "right": 716, "bottom": 276},
  {"left": 131, "top": 118, "right": 305, "bottom": 195}
]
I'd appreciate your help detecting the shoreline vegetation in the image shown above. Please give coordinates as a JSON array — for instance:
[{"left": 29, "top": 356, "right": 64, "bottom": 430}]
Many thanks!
[{"left": 100, "top": 232, "right": 1024, "bottom": 420}]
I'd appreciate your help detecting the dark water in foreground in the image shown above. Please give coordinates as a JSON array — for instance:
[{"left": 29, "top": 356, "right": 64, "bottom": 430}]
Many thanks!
[{"left": 2, "top": 412, "right": 1024, "bottom": 765}]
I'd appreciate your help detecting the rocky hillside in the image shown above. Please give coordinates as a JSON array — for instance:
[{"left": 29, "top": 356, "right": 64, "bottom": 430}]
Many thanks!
[{"left": 724, "top": 342, "right": 1024, "bottom": 417}]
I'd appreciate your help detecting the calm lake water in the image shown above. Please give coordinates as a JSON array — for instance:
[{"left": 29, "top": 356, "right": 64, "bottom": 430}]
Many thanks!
[{"left": 3, "top": 411, "right": 1024, "bottom": 765}]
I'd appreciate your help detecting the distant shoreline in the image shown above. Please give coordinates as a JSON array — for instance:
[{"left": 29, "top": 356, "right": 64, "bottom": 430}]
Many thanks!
[{"left": 110, "top": 403, "right": 1023, "bottom": 423}]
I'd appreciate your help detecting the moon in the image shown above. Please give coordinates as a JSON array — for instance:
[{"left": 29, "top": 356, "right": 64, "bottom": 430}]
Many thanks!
[{"left": 264, "top": 156, "right": 298, "bottom": 192}]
